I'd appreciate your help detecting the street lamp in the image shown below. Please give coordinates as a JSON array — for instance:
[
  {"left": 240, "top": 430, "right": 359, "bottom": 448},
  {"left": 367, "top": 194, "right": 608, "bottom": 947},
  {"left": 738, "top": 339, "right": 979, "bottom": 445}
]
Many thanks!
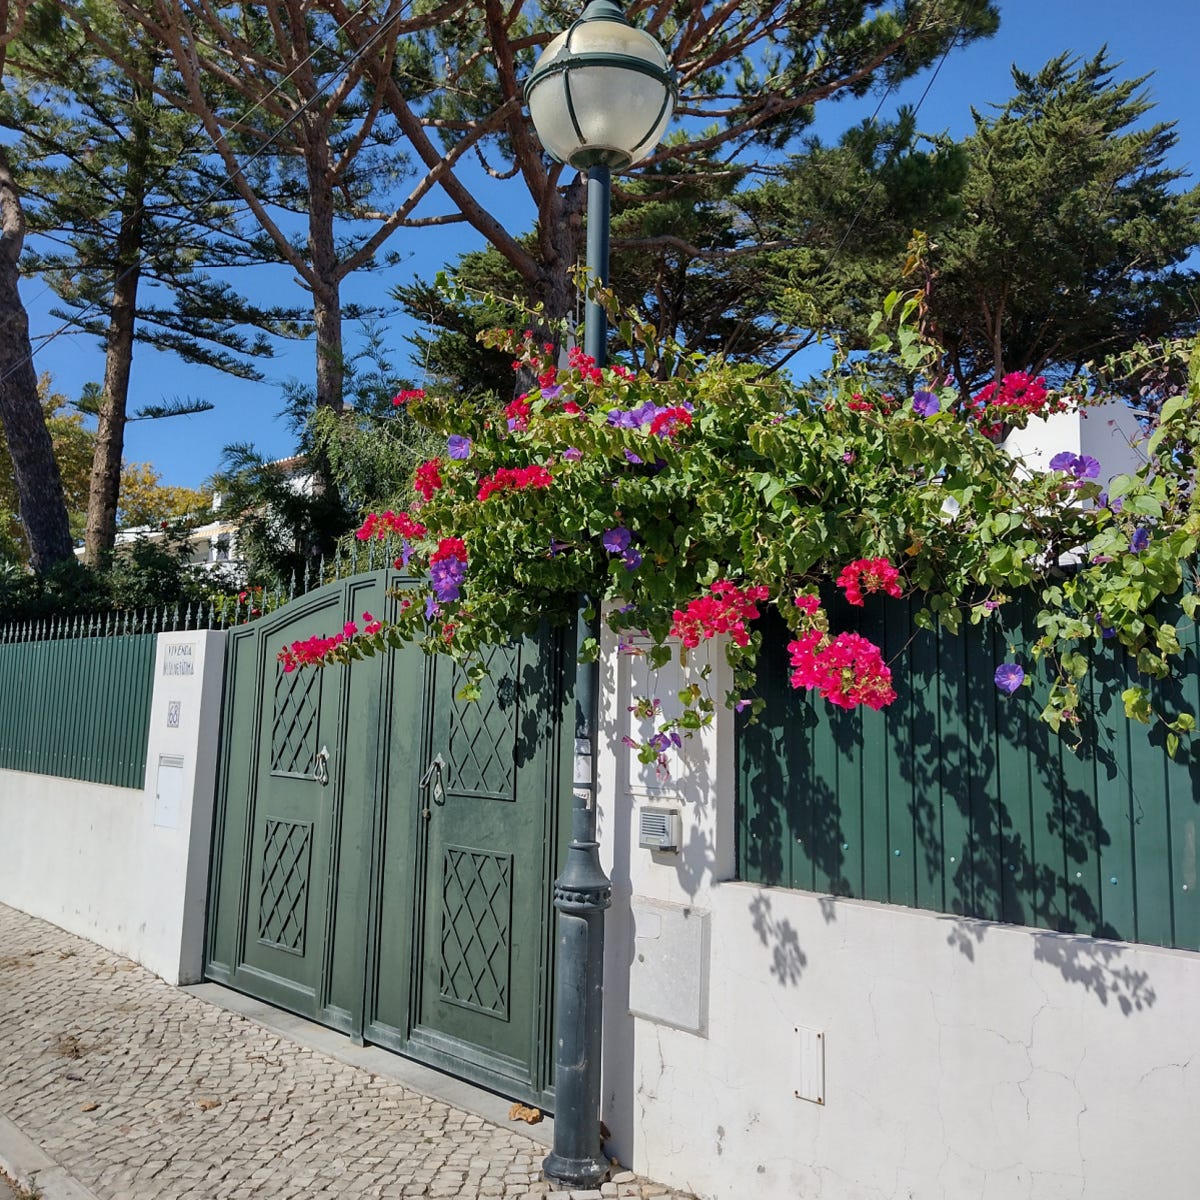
[
  {"left": 525, "top": 0, "right": 675, "bottom": 368},
  {"left": 525, "top": 1, "right": 675, "bottom": 1191}
]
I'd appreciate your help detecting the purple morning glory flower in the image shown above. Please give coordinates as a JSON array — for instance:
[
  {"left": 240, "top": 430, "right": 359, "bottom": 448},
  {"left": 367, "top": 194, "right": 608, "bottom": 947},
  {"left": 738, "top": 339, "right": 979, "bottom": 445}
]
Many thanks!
[
  {"left": 562, "top": 446, "right": 582, "bottom": 461},
  {"left": 424, "top": 595, "right": 440, "bottom": 621},
  {"left": 994, "top": 663, "right": 1025, "bottom": 695},
  {"left": 447, "top": 434, "right": 472, "bottom": 460},
  {"left": 912, "top": 390, "right": 940, "bottom": 417},
  {"left": 621, "top": 547, "right": 643, "bottom": 570},
  {"left": 1049, "top": 451, "right": 1102, "bottom": 481},
  {"left": 602, "top": 526, "right": 632, "bottom": 554},
  {"left": 398, "top": 539, "right": 413, "bottom": 567},
  {"left": 430, "top": 555, "right": 466, "bottom": 602},
  {"left": 1096, "top": 614, "right": 1116, "bottom": 639},
  {"left": 540, "top": 384, "right": 562, "bottom": 401},
  {"left": 623, "top": 448, "right": 644, "bottom": 465},
  {"left": 1130, "top": 527, "right": 1151, "bottom": 554}
]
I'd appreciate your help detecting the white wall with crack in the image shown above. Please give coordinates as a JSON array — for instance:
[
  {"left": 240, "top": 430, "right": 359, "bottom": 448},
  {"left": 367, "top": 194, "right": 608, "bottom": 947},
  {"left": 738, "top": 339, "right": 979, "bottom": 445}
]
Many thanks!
[{"left": 597, "top": 631, "right": 1200, "bottom": 1200}]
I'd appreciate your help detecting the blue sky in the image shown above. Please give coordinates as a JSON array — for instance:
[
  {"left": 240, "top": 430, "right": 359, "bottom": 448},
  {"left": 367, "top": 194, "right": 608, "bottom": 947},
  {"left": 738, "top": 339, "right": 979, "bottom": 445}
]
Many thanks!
[{"left": 21, "top": 0, "right": 1200, "bottom": 490}]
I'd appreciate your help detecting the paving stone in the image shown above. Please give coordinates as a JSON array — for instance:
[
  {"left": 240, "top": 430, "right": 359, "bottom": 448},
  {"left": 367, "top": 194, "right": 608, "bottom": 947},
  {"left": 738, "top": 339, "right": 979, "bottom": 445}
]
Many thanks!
[{"left": 0, "top": 904, "right": 698, "bottom": 1200}]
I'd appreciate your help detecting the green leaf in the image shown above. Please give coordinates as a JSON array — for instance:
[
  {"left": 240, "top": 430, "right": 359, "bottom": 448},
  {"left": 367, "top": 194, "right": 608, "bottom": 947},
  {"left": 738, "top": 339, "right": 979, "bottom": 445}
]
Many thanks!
[
  {"left": 1122, "top": 685, "right": 1152, "bottom": 724},
  {"left": 1158, "top": 394, "right": 1189, "bottom": 426},
  {"left": 1156, "top": 624, "right": 1181, "bottom": 655},
  {"left": 1123, "top": 494, "right": 1163, "bottom": 519},
  {"left": 1167, "top": 732, "right": 1180, "bottom": 759}
]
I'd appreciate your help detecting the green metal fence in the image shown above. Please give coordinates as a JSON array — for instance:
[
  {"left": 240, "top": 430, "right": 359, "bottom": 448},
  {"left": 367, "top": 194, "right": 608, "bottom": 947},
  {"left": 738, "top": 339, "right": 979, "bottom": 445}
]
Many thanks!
[
  {"left": 0, "top": 631, "right": 158, "bottom": 789},
  {"left": 738, "top": 594, "right": 1200, "bottom": 952}
]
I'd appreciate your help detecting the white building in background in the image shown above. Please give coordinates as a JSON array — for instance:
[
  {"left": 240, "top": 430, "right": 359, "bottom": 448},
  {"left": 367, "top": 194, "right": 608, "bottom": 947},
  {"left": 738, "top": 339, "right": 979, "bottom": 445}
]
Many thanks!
[
  {"left": 82, "top": 455, "right": 318, "bottom": 586},
  {"left": 1003, "top": 396, "right": 1146, "bottom": 486}
]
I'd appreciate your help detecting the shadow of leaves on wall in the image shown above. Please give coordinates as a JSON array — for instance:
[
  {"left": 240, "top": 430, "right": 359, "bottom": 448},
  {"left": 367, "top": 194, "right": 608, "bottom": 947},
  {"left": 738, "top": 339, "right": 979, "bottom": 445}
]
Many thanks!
[{"left": 737, "top": 595, "right": 1199, "bottom": 1011}]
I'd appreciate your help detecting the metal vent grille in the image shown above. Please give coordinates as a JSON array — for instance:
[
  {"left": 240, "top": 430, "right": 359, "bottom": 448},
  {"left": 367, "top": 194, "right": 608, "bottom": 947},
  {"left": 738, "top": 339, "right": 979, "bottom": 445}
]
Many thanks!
[{"left": 638, "top": 806, "right": 681, "bottom": 852}]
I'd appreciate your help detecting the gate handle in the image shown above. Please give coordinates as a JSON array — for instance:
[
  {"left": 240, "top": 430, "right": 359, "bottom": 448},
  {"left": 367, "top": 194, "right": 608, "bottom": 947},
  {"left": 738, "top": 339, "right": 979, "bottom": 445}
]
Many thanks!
[
  {"left": 419, "top": 754, "right": 445, "bottom": 818},
  {"left": 314, "top": 745, "right": 330, "bottom": 787}
]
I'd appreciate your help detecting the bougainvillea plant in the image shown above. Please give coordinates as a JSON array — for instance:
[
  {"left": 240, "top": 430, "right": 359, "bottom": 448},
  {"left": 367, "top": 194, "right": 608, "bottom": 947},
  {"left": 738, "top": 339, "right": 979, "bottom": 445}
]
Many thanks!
[{"left": 279, "top": 285, "right": 1200, "bottom": 762}]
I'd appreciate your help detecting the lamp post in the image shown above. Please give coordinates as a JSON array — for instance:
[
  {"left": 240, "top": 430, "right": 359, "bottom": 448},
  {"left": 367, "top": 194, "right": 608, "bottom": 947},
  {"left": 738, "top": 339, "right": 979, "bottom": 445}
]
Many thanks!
[{"left": 525, "top": 2, "right": 675, "bottom": 1189}]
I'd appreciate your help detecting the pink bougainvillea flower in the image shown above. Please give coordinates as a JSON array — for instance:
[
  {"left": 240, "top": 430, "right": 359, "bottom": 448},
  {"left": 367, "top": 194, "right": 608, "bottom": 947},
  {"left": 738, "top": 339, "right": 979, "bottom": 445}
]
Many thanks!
[
  {"left": 836, "top": 558, "right": 903, "bottom": 606},
  {"left": 649, "top": 406, "right": 693, "bottom": 438},
  {"left": 670, "top": 580, "right": 770, "bottom": 649},
  {"left": 476, "top": 465, "right": 553, "bottom": 502},
  {"left": 567, "top": 346, "right": 604, "bottom": 384},
  {"left": 786, "top": 629, "right": 896, "bottom": 710},
  {"left": 357, "top": 510, "right": 427, "bottom": 542},
  {"left": 505, "top": 396, "right": 531, "bottom": 431},
  {"left": 392, "top": 388, "right": 425, "bottom": 406},
  {"left": 414, "top": 459, "right": 443, "bottom": 501}
]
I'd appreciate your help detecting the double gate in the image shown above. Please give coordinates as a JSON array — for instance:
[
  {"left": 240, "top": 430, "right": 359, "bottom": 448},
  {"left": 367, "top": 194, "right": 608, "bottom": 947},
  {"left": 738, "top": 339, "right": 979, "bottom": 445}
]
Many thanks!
[{"left": 205, "top": 570, "right": 572, "bottom": 1108}]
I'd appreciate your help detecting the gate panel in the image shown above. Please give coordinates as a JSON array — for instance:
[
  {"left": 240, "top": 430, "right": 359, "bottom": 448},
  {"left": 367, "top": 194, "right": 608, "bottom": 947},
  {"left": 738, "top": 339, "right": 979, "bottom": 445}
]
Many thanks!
[
  {"left": 230, "top": 587, "right": 348, "bottom": 1017},
  {"left": 367, "top": 627, "right": 567, "bottom": 1108}
]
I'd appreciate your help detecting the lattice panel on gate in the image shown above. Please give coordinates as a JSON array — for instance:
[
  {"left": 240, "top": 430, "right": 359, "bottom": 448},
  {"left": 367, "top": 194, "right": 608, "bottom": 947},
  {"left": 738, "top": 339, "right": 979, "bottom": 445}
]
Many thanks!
[
  {"left": 258, "top": 819, "right": 313, "bottom": 954},
  {"left": 270, "top": 663, "right": 321, "bottom": 777},
  {"left": 439, "top": 847, "right": 513, "bottom": 1018},
  {"left": 446, "top": 643, "right": 519, "bottom": 801}
]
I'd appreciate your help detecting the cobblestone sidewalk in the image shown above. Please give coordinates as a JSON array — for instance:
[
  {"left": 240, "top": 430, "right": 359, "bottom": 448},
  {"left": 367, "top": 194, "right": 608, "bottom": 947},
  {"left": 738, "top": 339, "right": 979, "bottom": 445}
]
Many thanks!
[{"left": 0, "top": 906, "right": 694, "bottom": 1200}]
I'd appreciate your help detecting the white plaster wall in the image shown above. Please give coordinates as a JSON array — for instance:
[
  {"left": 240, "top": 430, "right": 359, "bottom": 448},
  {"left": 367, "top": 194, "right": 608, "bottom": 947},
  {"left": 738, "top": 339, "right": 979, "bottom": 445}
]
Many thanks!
[
  {"left": 596, "top": 631, "right": 1200, "bottom": 1200},
  {"left": 0, "top": 630, "right": 225, "bottom": 984}
]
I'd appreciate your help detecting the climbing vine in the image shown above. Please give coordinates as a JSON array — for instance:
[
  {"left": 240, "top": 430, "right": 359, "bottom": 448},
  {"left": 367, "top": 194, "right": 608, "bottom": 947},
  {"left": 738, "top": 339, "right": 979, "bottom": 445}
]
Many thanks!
[{"left": 280, "top": 287, "right": 1200, "bottom": 763}]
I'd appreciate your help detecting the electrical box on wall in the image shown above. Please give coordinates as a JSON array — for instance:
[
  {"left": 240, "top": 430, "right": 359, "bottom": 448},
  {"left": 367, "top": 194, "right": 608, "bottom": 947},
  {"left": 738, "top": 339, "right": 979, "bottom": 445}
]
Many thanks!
[{"left": 638, "top": 806, "right": 681, "bottom": 852}]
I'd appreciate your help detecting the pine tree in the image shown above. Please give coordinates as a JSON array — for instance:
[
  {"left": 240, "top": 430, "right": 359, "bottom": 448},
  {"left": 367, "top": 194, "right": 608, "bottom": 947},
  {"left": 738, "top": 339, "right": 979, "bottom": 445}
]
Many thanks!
[
  {"left": 926, "top": 51, "right": 1200, "bottom": 393},
  {"left": 2, "top": 0, "right": 307, "bottom": 564},
  {"left": 76, "top": 0, "right": 433, "bottom": 415},
  {"left": 750, "top": 52, "right": 1200, "bottom": 392}
]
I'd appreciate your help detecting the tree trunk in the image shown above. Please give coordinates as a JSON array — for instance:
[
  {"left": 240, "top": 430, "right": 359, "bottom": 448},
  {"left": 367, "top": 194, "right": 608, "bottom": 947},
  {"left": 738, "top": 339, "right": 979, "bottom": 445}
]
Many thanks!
[
  {"left": 82, "top": 254, "right": 139, "bottom": 565},
  {"left": 312, "top": 281, "right": 343, "bottom": 412},
  {"left": 536, "top": 174, "right": 586, "bottom": 332},
  {"left": 83, "top": 95, "right": 149, "bottom": 567},
  {"left": 306, "top": 136, "right": 343, "bottom": 412},
  {"left": 0, "top": 145, "right": 73, "bottom": 572}
]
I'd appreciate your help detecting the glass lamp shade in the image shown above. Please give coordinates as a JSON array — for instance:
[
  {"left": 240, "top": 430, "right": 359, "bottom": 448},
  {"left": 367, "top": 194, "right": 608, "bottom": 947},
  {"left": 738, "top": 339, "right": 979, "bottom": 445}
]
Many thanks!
[{"left": 525, "top": 3, "right": 675, "bottom": 171}]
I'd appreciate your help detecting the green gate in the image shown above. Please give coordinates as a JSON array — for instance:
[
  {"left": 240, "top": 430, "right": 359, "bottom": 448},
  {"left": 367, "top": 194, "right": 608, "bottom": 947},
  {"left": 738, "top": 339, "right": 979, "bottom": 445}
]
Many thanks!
[{"left": 205, "top": 570, "right": 572, "bottom": 1108}]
